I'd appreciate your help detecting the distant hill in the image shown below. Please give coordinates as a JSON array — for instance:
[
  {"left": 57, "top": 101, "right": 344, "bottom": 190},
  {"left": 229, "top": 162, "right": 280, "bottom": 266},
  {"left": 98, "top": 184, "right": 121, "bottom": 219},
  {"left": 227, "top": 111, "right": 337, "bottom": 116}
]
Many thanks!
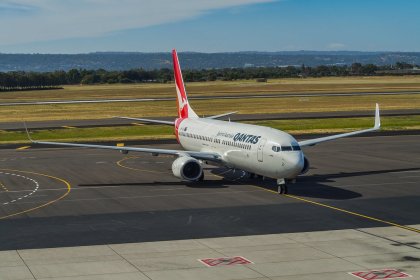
[{"left": 1, "top": 51, "right": 420, "bottom": 72}]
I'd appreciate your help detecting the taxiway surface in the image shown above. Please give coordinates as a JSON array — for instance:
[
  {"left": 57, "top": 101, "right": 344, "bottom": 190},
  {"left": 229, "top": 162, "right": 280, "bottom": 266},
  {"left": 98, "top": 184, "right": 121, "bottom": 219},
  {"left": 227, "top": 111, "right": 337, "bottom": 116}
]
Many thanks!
[
  {"left": 1, "top": 90, "right": 420, "bottom": 107},
  {"left": 0, "top": 134, "right": 419, "bottom": 251}
]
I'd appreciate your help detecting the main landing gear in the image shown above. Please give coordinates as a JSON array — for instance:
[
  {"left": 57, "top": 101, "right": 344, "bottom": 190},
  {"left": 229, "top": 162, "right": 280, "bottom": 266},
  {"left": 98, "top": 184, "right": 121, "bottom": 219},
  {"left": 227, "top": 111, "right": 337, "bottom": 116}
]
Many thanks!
[{"left": 277, "top": 178, "right": 288, "bottom": 194}]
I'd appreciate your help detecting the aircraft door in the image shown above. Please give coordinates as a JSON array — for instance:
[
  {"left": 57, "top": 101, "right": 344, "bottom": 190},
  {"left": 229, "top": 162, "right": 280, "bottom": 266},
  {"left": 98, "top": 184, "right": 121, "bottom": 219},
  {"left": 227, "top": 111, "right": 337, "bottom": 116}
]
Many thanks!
[{"left": 257, "top": 138, "right": 267, "bottom": 162}]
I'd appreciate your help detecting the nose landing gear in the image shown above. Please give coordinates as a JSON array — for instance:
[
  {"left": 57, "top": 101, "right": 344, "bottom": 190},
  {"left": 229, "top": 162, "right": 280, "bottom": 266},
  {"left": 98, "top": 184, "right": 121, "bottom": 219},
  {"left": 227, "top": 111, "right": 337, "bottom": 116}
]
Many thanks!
[{"left": 277, "top": 178, "right": 288, "bottom": 194}]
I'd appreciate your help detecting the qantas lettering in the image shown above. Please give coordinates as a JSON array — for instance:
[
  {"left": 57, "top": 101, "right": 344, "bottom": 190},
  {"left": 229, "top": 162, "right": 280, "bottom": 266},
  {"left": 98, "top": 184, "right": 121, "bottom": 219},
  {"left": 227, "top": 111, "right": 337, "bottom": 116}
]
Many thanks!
[
  {"left": 215, "top": 131, "right": 261, "bottom": 144},
  {"left": 233, "top": 133, "right": 261, "bottom": 144}
]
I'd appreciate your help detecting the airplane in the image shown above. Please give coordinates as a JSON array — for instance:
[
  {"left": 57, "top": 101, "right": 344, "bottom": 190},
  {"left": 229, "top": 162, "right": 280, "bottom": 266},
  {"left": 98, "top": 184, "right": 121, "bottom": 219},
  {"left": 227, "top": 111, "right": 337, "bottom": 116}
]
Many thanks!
[{"left": 25, "top": 49, "right": 381, "bottom": 194}]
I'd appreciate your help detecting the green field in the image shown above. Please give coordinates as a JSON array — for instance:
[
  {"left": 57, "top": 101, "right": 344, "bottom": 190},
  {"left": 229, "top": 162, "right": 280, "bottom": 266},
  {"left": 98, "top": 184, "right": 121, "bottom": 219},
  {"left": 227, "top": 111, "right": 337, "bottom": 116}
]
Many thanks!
[
  {"left": 2, "top": 76, "right": 420, "bottom": 103},
  {"left": 1, "top": 94, "right": 419, "bottom": 123},
  {"left": 1, "top": 76, "right": 420, "bottom": 123},
  {"left": 2, "top": 76, "right": 420, "bottom": 102},
  {"left": 3, "top": 116, "right": 419, "bottom": 144}
]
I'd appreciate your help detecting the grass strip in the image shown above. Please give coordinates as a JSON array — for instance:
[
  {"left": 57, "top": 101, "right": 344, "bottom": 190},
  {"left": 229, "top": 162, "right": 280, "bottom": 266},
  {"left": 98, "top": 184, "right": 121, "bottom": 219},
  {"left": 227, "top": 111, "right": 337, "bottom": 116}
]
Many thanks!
[
  {"left": 1, "top": 94, "right": 420, "bottom": 122},
  {"left": 1, "top": 76, "right": 420, "bottom": 102}
]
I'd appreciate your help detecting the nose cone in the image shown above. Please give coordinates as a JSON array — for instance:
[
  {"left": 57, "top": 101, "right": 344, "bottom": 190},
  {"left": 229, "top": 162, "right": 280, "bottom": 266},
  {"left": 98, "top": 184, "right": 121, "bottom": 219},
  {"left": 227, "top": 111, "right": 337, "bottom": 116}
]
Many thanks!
[{"left": 283, "top": 152, "right": 304, "bottom": 178}]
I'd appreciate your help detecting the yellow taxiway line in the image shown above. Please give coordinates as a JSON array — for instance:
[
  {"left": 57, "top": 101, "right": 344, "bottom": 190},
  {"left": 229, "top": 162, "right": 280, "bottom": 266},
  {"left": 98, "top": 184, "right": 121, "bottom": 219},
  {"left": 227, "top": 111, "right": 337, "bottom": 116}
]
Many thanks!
[
  {"left": 284, "top": 194, "right": 420, "bottom": 234},
  {"left": 0, "top": 168, "right": 71, "bottom": 220},
  {"left": 251, "top": 184, "right": 420, "bottom": 234},
  {"left": 117, "top": 156, "right": 164, "bottom": 174},
  {"left": 16, "top": 146, "right": 30, "bottom": 151},
  {"left": 115, "top": 159, "right": 419, "bottom": 234}
]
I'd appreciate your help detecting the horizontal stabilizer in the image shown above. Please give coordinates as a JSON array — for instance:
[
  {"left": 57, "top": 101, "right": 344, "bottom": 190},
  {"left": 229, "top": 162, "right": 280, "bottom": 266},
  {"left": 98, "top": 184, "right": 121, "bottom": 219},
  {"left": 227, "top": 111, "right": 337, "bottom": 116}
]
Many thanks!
[
  {"left": 114, "top": 116, "right": 174, "bottom": 125},
  {"left": 206, "top": 111, "right": 237, "bottom": 120}
]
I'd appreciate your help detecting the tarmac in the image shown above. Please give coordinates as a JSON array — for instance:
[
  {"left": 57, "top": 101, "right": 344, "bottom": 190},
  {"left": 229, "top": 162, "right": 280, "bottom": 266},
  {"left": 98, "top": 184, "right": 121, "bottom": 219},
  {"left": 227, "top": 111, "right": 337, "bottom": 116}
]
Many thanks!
[{"left": 0, "top": 134, "right": 419, "bottom": 279}]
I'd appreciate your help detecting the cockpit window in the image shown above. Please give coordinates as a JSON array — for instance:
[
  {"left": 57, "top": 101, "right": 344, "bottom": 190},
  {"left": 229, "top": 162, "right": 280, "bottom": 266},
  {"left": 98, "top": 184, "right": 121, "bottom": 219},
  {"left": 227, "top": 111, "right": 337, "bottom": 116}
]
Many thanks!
[
  {"left": 273, "top": 144, "right": 301, "bottom": 152},
  {"left": 272, "top": 146, "right": 281, "bottom": 152}
]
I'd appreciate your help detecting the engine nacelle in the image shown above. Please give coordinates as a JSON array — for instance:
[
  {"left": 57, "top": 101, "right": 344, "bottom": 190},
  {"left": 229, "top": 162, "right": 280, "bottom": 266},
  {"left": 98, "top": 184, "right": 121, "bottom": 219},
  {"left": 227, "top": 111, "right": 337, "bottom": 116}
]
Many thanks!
[
  {"left": 300, "top": 156, "right": 310, "bottom": 175},
  {"left": 172, "top": 156, "right": 203, "bottom": 181}
]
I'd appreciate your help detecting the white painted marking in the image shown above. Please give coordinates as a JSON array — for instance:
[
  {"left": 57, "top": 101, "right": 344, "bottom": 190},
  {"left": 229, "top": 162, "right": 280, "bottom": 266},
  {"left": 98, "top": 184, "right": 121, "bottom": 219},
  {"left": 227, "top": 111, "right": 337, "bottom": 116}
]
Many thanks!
[
  {"left": 393, "top": 170, "right": 420, "bottom": 173},
  {"left": 0, "top": 171, "right": 40, "bottom": 205},
  {"left": 150, "top": 188, "right": 182, "bottom": 191},
  {"left": 0, "top": 157, "right": 36, "bottom": 162}
]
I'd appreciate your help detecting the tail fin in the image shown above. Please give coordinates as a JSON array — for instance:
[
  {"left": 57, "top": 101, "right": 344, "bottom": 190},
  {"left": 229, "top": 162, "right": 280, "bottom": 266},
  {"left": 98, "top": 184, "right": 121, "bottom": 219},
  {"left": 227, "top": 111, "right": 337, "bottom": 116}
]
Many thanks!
[{"left": 172, "top": 49, "right": 198, "bottom": 119}]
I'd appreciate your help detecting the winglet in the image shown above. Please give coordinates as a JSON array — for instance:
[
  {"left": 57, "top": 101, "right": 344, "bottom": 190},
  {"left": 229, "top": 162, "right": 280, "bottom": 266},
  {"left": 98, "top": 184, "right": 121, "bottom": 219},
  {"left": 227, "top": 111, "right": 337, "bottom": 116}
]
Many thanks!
[
  {"left": 374, "top": 103, "right": 381, "bottom": 129},
  {"left": 23, "top": 122, "right": 34, "bottom": 143}
]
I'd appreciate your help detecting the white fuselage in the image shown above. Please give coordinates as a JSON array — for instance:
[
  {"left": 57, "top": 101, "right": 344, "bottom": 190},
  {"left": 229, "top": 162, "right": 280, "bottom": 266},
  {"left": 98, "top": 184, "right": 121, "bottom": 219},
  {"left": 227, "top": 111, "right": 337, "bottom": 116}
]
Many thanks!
[{"left": 176, "top": 118, "right": 305, "bottom": 180}]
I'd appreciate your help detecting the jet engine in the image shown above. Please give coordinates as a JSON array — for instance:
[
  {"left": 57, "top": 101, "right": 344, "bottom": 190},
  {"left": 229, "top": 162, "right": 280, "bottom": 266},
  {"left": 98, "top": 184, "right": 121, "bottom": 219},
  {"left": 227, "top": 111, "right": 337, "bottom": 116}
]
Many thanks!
[
  {"left": 300, "top": 156, "right": 310, "bottom": 175},
  {"left": 172, "top": 156, "right": 203, "bottom": 181}
]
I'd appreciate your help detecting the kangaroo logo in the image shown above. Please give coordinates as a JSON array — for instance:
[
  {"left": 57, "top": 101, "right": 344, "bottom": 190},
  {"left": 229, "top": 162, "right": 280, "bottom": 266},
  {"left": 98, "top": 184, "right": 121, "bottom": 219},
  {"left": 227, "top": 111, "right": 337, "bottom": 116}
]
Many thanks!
[{"left": 179, "top": 98, "right": 188, "bottom": 111}]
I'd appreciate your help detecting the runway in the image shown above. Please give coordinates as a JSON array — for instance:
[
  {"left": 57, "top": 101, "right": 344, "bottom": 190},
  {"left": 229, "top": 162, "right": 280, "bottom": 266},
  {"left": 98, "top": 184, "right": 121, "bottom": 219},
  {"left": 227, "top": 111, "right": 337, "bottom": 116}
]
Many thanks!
[
  {"left": 1, "top": 134, "right": 419, "bottom": 251},
  {"left": 2, "top": 108, "right": 420, "bottom": 131},
  {"left": 1, "top": 90, "right": 420, "bottom": 107}
]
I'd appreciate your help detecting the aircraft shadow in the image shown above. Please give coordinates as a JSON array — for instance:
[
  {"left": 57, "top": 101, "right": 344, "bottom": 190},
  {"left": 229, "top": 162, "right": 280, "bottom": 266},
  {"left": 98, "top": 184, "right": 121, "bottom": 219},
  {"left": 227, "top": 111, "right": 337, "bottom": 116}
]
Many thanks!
[
  {"left": 79, "top": 167, "right": 419, "bottom": 200},
  {"left": 290, "top": 167, "right": 420, "bottom": 200}
]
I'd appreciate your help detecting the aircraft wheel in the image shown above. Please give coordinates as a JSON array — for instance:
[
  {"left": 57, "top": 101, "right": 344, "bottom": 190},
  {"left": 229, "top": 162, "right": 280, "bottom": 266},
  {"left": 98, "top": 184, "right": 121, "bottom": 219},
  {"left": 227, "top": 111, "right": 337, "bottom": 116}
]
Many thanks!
[{"left": 277, "top": 184, "right": 287, "bottom": 194}]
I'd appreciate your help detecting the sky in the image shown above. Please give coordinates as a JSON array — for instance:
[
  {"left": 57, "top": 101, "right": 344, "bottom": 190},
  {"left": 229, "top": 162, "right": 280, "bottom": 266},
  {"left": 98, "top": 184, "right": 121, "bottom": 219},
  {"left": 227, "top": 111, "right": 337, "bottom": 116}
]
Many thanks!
[{"left": 0, "top": 0, "right": 419, "bottom": 53}]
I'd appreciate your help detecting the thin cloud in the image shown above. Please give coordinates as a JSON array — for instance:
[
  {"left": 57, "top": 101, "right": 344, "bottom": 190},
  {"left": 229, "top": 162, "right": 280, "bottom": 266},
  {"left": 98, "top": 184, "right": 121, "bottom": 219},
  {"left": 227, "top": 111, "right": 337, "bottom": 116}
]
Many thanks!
[
  {"left": 0, "top": 2, "right": 37, "bottom": 14},
  {"left": 0, "top": 0, "right": 272, "bottom": 46},
  {"left": 327, "top": 43, "right": 346, "bottom": 50}
]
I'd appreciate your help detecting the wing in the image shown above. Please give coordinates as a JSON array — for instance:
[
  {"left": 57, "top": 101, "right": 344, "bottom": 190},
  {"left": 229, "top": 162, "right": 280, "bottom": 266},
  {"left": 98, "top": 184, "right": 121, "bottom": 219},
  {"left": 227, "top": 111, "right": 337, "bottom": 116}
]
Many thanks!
[
  {"left": 24, "top": 126, "right": 221, "bottom": 162},
  {"left": 298, "top": 103, "right": 381, "bottom": 147}
]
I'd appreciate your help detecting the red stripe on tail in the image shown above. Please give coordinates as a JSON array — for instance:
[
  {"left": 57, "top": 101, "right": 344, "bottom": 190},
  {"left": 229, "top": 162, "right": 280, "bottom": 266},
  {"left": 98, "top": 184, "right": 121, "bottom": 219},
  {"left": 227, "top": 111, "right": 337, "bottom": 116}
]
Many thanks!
[{"left": 172, "top": 49, "right": 189, "bottom": 118}]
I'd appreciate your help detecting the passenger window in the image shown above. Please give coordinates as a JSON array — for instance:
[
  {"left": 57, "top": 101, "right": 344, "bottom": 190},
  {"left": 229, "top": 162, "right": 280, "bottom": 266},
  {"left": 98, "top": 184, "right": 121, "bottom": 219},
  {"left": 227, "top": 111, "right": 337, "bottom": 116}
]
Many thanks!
[{"left": 281, "top": 146, "right": 293, "bottom": 151}]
